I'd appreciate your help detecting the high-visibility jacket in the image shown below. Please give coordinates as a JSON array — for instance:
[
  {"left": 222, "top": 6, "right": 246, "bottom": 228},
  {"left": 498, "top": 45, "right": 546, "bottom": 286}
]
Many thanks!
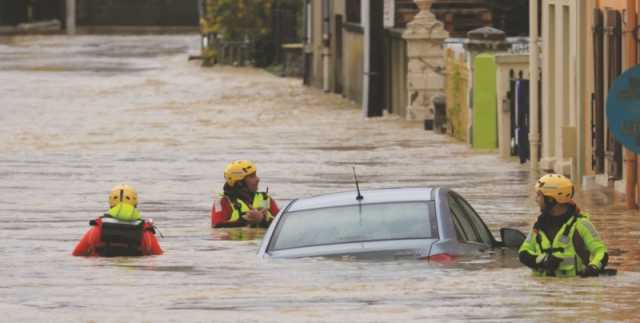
[
  {"left": 107, "top": 203, "right": 141, "bottom": 222},
  {"left": 211, "top": 192, "right": 279, "bottom": 228},
  {"left": 519, "top": 212, "right": 607, "bottom": 277}
]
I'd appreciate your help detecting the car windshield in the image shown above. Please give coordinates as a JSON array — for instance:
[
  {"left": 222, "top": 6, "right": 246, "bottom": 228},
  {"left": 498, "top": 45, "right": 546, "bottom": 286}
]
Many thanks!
[{"left": 270, "top": 201, "right": 435, "bottom": 251}]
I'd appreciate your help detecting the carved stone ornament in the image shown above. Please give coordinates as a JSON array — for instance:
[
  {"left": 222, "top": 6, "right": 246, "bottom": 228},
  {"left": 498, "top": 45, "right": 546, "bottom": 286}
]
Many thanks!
[
  {"left": 402, "top": 0, "right": 449, "bottom": 121},
  {"left": 402, "top": 0, "right": 449, "bottom": 40}
]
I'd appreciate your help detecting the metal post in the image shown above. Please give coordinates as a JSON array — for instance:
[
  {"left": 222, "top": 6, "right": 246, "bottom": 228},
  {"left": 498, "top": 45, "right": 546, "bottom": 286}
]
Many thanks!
[
  {"left": 66, "top": 0, "right": 76, "bottom": 35},
  {"left": 529, "top": 0, "right": 540, "bottom": 171}
]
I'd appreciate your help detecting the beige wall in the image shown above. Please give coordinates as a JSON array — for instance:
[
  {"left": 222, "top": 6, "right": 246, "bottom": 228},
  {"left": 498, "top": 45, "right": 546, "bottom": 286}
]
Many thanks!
[
  {"left": 342, "top": 29, "right": 364, "bottom": 103},
  {"left": 539, "top": 0, "right": 588, "bottom": 181},
  {"left": 387, "top": 33, "right": 407, "bottom": 116},
  {"left": 583, "top": 0, "right": 597, "bottom": 177},
  {"left": 308, "top": 0, "right": 357, "bottom": 97}
]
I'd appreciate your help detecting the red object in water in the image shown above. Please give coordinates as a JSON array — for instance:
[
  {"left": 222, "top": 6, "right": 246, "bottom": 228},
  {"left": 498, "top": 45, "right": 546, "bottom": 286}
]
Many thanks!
[
  {"left": 72, "top": 217, "right": 163, "bottom": 257},
  {"left": 427, "top": 253, "right": 456, "bottom": 262}
]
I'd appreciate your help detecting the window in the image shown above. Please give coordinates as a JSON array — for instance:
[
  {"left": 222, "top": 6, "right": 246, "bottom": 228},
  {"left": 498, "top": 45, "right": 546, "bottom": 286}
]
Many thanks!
[
  {"left": 346, "top": 0, "right": 361, "bottom": 24},
  {"left": 448, "top": 194, "right": 480, "bottom": 243},
  {"left": 452, "top": 193, "right": 494, "bottom": 246},
  {"left": 270, "top": 201, "right": 435, "bottom": 251},
  {"left": 449, "top": 208, "right": 467, "bottom": 241}
]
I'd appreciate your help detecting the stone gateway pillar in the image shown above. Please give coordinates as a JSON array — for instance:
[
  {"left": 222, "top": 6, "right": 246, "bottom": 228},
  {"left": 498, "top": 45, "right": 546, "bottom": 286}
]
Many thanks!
[{"left": 402, "top": 0, "right": 449, "bottom": 122}]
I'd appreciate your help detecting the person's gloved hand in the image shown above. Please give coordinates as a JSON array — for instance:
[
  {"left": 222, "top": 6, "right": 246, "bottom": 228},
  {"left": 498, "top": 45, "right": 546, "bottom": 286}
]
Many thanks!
[
  {"left": 582, "top": 264, "right": 600, "bottom": 277},
  {"left": 536, "top": 254, "right": 562, "bottom": 272},
  {"left": 242, "top": 209, "right": 265, "bottom": 223}
]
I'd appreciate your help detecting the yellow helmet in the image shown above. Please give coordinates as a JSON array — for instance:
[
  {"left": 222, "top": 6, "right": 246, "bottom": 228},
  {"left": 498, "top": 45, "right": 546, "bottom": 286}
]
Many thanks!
[
  {"left": 109, "top": 184, "right": 138, "bottom": 208},
  {"left": 224, "top": 160, "right": 257, "bottom": 187},
  {"left": 535, "top": 174, "right": 574, "bottom": 204}
]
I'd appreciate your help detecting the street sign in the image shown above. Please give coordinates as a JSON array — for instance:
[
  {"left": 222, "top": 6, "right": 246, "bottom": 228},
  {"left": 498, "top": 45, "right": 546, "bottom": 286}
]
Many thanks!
[{"left": 606, "top": 64, "right": 640, "bottom": 154}]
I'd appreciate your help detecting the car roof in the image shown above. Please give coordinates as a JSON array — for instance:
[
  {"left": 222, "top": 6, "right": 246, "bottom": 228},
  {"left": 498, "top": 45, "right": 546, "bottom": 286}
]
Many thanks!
[{"left": 287, "top": 187, "right": 437, "bottom": 212}]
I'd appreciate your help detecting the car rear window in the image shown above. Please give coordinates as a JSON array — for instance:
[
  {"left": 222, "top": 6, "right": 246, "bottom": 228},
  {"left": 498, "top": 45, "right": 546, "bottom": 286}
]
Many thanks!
[{"left": 270, "top": 202, "right": 435, "bottom": 251}]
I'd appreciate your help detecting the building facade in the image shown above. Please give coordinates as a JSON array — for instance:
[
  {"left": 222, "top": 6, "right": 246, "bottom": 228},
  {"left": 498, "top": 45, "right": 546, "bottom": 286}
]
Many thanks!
[{"left": 533, "top": 0, "right": 640, "bottom": 207}]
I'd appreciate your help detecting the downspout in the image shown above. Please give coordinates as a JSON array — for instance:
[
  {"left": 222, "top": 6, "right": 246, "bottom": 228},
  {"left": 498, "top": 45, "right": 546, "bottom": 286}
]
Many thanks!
[
  {"left": 529, "top": 0, "right": 540, "bottom": 172},
  {"left": 362, "top": 0, "right": 371, "bottom": 117},
  {"left": 576, "top": 1, "right": 585, "bottom": 188},
  {"left": 322, "top": 0, "right": 331, "bottom": 92},
  {"left": 302, "top": 0, "right": 311, "bottom": 85},
  {"left": 303, "top": 0, "right": 312, "bottom": 86},
  {"left": 625, "top": 0, "right": 638, "bottom": 208}
]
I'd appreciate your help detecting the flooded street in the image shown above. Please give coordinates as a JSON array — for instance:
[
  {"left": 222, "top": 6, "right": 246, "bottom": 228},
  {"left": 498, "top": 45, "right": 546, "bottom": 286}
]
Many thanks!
[{"left": 1, "top": 34, "right": 639, "bottom": 322}]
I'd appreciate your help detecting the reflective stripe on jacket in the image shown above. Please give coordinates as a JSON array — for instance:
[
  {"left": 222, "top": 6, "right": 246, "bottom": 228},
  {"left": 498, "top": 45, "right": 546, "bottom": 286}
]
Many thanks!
[{"left": 519, "top": 212, "right": 607, "bottom": 277}]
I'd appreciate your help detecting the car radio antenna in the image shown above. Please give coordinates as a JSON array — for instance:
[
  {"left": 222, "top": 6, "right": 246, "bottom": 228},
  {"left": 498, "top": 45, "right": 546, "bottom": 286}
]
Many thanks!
[{"left": 352, "top": 167, "right": 364, "bottom": 201}]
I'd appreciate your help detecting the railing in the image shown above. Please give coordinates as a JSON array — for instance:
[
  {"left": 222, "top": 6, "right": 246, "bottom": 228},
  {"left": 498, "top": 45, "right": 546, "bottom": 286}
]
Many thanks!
[{"left": 216, "top": 40, "right": 253, "bottom": 66}]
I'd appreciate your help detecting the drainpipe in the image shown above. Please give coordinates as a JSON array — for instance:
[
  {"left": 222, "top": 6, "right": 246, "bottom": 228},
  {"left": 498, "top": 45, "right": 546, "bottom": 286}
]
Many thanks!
[
  {"left": 625, "top": 0, "right": 637, "bottom": 208},
  {"left": 321, "top": 0, "right": 331, "bottom": 92},
  {"left": 529, "top": 0, "right": 540, "bottom": 172},
  {"left": 302, "top": 0, "right": 312, "bottom": 86},
  {"left": 362, "top": 0, "right": 371, "bottom": 117},
  {"left": 66, "top": 0, "right": 76, "bottom": 35}
]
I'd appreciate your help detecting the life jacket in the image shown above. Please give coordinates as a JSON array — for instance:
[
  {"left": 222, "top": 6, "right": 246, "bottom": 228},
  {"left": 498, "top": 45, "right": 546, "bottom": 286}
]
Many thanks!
[
  {"left": 73, "top": 205, "right": 163, "bottom": 257},
  {"left": 227, "top": 192, "right": 274, "bottom": 224},
  {"left": 94, "top": 216, "right": 150, "bottom": 257}
]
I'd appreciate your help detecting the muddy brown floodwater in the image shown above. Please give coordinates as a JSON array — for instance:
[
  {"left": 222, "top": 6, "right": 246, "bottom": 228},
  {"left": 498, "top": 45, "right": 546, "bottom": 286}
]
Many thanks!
[{"left": 1, "top": 35, "right": 639, "bottom": 322}]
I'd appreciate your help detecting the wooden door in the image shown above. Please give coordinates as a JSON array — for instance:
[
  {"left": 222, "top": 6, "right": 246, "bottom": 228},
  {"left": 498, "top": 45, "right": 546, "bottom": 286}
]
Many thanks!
[{"left": 592, "top": 8, "right": 605, "bottom": 174}]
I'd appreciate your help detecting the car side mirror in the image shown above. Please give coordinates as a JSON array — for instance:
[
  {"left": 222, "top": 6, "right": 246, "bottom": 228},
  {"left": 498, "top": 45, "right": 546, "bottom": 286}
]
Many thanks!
[{"left": 499, "top": 228, "right": 526, "bottom": 249}]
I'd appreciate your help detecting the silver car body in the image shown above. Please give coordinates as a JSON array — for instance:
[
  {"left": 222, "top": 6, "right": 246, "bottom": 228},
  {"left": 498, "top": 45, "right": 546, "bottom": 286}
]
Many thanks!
[{"left": 257, "top": 187, "right": 500, "bottom": 259}]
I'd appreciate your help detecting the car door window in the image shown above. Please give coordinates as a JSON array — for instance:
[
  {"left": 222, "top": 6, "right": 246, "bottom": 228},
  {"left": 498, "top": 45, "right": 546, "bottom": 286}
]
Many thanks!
[
  {"left": 453, "top": 193, "right": 494, "bottom": 246},
  {"left": 448, "top": 195, "right": 479, "bottom": 243},
  {"left": 448, "top": 205, "right": 467, "bottom": 241}
]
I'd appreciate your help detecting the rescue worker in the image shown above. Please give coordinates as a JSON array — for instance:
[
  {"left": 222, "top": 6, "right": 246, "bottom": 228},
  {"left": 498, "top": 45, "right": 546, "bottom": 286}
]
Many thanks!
[
  {"left": 72, "top": 184, "right": 162, "bottom": 257},
  {"left": 211, "top": 160, "right": 279, "bottom": 228},
  {"left": 519, "top": 174, "right": 608, "bottom": 277}
]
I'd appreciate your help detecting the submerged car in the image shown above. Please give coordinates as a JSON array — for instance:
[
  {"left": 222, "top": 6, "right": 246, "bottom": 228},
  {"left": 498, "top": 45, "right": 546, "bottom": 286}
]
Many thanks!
[{"left": 257, "top": 187, "right": 525, "bottom": 259}]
